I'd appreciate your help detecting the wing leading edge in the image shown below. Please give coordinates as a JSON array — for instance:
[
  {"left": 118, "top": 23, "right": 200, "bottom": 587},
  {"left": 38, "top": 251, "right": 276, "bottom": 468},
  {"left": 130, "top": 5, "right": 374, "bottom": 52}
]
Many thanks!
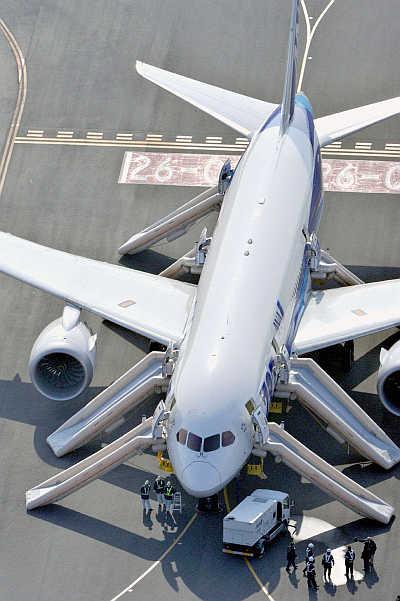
[
  {"left": 0, "top": 233, "right": 196, "bottom": 344},
  {"left": 293, "top": 280, "right": 400, "bottom": 354}
]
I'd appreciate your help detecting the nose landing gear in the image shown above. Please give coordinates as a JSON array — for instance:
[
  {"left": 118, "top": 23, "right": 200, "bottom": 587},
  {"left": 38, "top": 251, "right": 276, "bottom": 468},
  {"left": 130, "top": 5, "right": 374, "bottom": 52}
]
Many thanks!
[{"left": 197, "top": 494, "right": 221, "bottom": 513}]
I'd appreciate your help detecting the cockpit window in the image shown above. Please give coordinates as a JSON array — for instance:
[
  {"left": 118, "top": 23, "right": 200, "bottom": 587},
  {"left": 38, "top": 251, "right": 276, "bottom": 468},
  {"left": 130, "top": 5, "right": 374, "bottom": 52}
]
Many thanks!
[
  {"left": 176, "top": 428, "right": 188, "bottom": 445},
  {"left": 187, "top": 432, "right": 202, "bottom": 452},
  {"left": 204, "top": 434, "right": 220, "bottom": 452},
  {"left": 222, "top": 431, "right": 235, "bottom": 447}
]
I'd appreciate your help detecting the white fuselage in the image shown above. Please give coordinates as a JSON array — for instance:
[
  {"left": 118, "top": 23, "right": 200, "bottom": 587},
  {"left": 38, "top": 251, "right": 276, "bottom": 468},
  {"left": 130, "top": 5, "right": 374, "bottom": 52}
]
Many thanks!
[{"left": 166, "top": 101, "right": 318, "bottom": 497}]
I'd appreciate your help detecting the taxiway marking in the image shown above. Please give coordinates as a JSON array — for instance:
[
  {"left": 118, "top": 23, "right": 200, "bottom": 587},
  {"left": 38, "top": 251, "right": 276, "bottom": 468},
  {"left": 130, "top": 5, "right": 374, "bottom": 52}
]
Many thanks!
[
  {"left": 109, "top": 512, "right": 197, "bottom": 601},
  {"left": 298, "top": 0, "right": 336, "bottom": 92},
  {"left": 14, "top": 133, "right": 400, "bottom": 160},
  {"left": 224, "top": 487, "right": 276, "bottom": 601},
  {"left": 0, "top": 19, "right": 27, "bottom": 197},
  {"left": 119, "top": 151, "right": 400, "bottom": 193}
]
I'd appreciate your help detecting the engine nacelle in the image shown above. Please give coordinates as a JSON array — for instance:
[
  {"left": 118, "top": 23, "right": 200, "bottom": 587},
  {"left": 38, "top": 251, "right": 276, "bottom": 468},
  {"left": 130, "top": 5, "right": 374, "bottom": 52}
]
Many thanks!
[
  {"left": 29, "top": 305, "right": 97, "bottom": 401},
  {"left": 377, "top": 340, "right": 400, "bottom": 416}
]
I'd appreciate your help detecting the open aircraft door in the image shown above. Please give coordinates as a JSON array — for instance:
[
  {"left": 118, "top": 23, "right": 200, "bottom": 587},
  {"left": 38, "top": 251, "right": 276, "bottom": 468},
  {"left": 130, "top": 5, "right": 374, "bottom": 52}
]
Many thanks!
[{"left": 252, "top": 406, "right": 269, "bottom": 445}]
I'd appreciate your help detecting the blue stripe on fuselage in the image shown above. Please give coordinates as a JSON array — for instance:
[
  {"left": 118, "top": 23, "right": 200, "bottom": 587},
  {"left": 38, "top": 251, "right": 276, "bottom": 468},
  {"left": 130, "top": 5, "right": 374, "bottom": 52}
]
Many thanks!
[
  {"left": 295, "top": 94, "right": 323, "bottom": 233},
  {"left": 259, "top": 106, "right": 282, "bottom": 133}
]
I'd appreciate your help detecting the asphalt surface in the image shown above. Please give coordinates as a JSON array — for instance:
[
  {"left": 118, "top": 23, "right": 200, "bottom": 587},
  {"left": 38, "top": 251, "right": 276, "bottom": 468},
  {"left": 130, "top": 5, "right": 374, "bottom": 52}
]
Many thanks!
[{"left": 0, "top": 1, "right": 399, "bottom": 600}]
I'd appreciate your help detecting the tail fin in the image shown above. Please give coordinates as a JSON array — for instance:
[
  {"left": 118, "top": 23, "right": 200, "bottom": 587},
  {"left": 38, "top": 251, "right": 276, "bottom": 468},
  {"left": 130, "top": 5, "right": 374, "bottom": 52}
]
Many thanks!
[{"left": 280, "top": 0, "right": 300, "bottom": 135}]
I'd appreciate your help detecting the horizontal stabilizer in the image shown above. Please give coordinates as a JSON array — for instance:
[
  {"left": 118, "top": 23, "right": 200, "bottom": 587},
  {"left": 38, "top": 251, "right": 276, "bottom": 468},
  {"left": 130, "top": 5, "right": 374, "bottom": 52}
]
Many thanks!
[
  {"left": 136, "top": 61, "right": 278, "bottom": 137},
  {"left": 316, "top": 97, "right": 400, "bottom": 147}
]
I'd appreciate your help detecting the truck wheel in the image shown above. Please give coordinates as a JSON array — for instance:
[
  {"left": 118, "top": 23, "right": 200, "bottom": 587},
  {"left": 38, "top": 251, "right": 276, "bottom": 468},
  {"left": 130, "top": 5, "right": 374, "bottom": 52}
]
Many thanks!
[{"left": 255, "top": 539, "right": 266, "bottom": 558}]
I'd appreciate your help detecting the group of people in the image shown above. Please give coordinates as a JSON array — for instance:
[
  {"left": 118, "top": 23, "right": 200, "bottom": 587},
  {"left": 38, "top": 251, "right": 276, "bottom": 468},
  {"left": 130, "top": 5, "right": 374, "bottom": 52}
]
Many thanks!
[
  {"left": 286, "top": 537, "right": 377, "bottom": 589},
  {"left": 140, "top": 476, "right": 176, "bottom": 516}
]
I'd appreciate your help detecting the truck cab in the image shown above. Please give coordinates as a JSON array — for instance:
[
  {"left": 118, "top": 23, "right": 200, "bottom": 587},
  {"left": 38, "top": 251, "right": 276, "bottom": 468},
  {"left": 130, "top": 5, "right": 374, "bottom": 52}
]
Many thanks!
[{"left": 223, "top": 489, "right": 290, "bottom": 558}]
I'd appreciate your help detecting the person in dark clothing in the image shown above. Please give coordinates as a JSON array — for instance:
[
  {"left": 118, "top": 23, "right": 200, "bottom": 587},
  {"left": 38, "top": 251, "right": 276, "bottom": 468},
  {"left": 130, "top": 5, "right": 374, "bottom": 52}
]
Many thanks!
[
  {"left": 140, "top": 480, "right": 151, "bottom": 512},
  {"left": 357, "top": 536, "right": 376, "bottom": 571},
  {"left": 306, "top": 561, "right": 318, "bottom": 590},
  {"left": 303, "top": 542, "right": 314, "bottom": 575},
  {"left": 286, "top": 541, "right": 297, "bottom": 572},
  {"left": 164, "top": 480, "right": 175, "bottom": 516},
  {"left": 345, "top": 546, "right": 355, "bottom": 579},
  {"left": 153, "top": 475, "right": 166, "bottom": 509},
  {"left": 321, "top": 548, "right": 335, "bottom": 580}
]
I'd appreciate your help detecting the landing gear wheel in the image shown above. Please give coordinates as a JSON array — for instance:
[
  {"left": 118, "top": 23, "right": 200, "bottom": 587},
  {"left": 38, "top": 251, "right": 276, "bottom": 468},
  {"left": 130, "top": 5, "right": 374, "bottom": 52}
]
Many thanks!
[
  {"left": 196, "top": 494, "right": 221, "bottom": 513},
  {"left": 342, "top": 340, "right": 354, "bottom": 372}
]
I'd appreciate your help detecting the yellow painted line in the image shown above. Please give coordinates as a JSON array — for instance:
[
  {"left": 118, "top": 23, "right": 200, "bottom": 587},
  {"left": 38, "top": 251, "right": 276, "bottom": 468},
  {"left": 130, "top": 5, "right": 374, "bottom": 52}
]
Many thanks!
[
  {"left": 109, "top": 512, "right": 197, "bottom": 601},
  {"left": 14, "top": 136, "right": 400, "bottom": 159},
  {"left": 223, "top": 487, "right": 276, "bottom": 601},
  {"left": 14, "top": 137, "right": 245, "bottom": 152}
]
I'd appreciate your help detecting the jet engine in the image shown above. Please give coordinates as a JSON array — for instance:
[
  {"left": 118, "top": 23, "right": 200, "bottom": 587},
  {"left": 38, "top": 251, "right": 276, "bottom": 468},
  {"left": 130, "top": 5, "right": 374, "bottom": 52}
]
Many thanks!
[
  {"left": 377, "top": 341, "right": 400, "bottom": 416},
  {"left": 29, "top": 305, "right": 96, "bottom": 401}
]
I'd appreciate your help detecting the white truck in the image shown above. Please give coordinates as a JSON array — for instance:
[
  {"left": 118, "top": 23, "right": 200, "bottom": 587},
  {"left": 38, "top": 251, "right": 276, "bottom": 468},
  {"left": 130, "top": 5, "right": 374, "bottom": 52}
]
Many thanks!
[{"left": 223, "top": 489, "right": 291, "bottom": 558}]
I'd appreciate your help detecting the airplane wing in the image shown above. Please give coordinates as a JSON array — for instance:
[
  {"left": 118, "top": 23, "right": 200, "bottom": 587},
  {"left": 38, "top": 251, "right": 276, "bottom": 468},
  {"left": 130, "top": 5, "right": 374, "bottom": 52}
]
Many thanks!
[
  {"left": 0, "top": 233, "right": 196, "bottom": 344},
  {"left": 315, "top": 97, "right": 400, "bottom": 147},
  {"left": 136, "top": 61, "right": 278, "bottom": 138},
  {"left": 293, "top": 280, "right": 400, "bottom": 354}
]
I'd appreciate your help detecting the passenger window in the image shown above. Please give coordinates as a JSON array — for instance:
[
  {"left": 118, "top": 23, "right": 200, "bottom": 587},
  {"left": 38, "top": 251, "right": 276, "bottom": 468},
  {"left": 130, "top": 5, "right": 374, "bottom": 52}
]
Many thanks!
[
  {"left": 222, "top": 431, "right": 235, "bottom": 447},
  {"left": 187, "top": 432, "right": 202, "bottom": 452},
  {"left": 245, "top": 399, "right": 255, "bottom": 415},
  {"left": 204, "top": 434, "right": 220, "bottom": 452},
  {"left": 176, "top": 428, "right": 187, "bottom": 445}
]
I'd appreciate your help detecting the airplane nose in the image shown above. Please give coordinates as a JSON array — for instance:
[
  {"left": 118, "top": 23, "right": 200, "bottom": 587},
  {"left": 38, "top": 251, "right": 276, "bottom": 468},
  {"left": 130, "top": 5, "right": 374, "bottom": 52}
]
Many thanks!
[{"left": 181, "top": 461, "right": 221, "bottom": 497}]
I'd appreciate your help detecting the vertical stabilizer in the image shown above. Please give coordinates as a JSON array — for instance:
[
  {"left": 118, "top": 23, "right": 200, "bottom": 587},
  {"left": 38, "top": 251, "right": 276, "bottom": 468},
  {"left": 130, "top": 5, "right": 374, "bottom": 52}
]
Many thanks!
[{"left": 280, "top": 0, "right": 300, "bottom": 135}]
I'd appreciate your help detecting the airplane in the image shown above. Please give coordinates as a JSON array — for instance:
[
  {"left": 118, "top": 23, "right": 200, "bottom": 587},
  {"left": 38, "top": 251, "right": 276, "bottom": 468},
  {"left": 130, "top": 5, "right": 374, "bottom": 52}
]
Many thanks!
[{"left": 2, "top": 0, "right": 400, "bottom": 522}]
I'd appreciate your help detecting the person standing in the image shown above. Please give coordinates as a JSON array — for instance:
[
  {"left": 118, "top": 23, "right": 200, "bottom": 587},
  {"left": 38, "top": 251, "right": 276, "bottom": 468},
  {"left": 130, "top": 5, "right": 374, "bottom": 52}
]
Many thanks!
[
  {"left": 364, "top": 537, "right": 377, "bottom": 566},
  {"left": 140, "top": 480, "right": 151, "bottom": 513},
  {"left": 153, "top": 475, "right": 166, "bottom": 509},
  {"left": 306, "top": 559, "right": 318, "bottom": 590},
  {"left": 345, "top": 545, "right": 355, "bottom": 579},
  {"left": 321, "top": 548, "right": 335, "bottom": 580},
  {"left": 286, "top": 541, "right": 297, "bottom": 572},
  {"left": 164, "top": 480, "right": 176, "bottom": 516},
  {"left": 303, "top": 542, "right": 314, "bottom": 575}
]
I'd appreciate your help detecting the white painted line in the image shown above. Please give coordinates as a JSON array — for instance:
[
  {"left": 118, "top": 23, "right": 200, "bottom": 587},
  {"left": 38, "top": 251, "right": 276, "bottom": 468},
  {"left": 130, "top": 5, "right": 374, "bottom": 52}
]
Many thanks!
[
  {"left": 298, "top": 0, "right": 336, "bottom": 92},
  {"left": 118, "top": 151, "right": 132, "bottom": 184},
  {"left": 87, "top": 132, "right": 103, "bottom": 138},
  {"left": 57, "top": 131, "right": 74, "bottom": 138},
  {"left": 146, "top": 134, "right": 163, "bottom": 139},
  {"left": 116, "top": 133, "right": 133, "bottom": 139},
  {"left": 176, "top": 135, "right": 192, "bottom": 141},
  {"left": 109, "top": 513, "right": 197, "bottom": 601},
  {"left": 355, "top": 142, "right": 372, "bottom": 149},
  {"left": 27, "top": 129, "right": 43, "bottom": 134}
]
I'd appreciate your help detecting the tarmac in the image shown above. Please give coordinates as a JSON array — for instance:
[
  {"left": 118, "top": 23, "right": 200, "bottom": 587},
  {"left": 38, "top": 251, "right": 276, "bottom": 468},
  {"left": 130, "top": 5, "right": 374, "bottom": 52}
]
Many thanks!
[{"left": 0, "top": 1, "right": 399, "bottom": 600}]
